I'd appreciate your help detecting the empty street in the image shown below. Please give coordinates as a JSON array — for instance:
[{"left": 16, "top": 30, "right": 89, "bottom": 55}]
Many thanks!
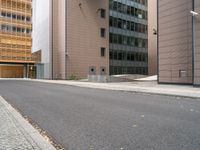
[{"left": 0, "top": 80, "right": 200, "bottom": 150}]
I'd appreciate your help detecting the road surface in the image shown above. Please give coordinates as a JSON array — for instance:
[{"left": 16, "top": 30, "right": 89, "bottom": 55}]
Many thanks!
[{"left": 0, "top": 80, "right": 199, "bottom": 150}]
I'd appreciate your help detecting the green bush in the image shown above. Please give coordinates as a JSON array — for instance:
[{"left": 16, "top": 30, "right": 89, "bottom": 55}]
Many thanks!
[{"left": 69, "top": 74, "right": 77, "bottom": 80}]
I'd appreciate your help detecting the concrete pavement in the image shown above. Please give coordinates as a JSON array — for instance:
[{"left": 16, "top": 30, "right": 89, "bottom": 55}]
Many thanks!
[
  {"left": 0, "top": 96, "right": 56, "bottom": 150},
  {"left": 26, "top": 79, "right": 200, "bottom": 99}
]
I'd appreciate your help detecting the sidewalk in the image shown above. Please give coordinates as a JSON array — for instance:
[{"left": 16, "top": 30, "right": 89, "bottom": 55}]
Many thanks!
[
  {"left": 0, "top": 96, "right": 56, "bottom": 150},
  {"left": 28, "top": 79, "right": 200, "bottom": 99}
]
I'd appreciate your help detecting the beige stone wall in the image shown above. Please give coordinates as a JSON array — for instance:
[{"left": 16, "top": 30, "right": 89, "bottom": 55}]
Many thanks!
[
  {"left": 158, "top": 0, "right": 193, "bottom": 84},
  {"left": 51, "top": 0, "right": 109, "bottom": 79},
  {"left": 52, "top": 0, "right": 66, "bottom": 79},
  {"left": 148, "top": 0, "right": 157, "bottom": 75},
  {"left": 33, "top": 0, "right": 109, "bottom": 79},
  {"left": 66, "top": 0, "right": 109, "bottom": 79}
]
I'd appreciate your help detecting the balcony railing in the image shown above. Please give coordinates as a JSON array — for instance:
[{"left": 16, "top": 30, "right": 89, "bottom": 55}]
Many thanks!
[
  {"left": 0, "top": 30, "right": 32, "bottom": 37},
  {"left": 0, "top": 18, "right": 32, "bottom": 28},
  {"left": 0, "top": 7, "right": 32, "bottom": 15},
  {"left": 1, "top": 0, "right": 32, "bottom": 5}
]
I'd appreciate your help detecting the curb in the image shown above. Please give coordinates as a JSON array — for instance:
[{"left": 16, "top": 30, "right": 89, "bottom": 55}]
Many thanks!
[
  {"left": 28, "top": 79, "right": 200, "bottom": 100},
  {"left": 1, "top": 79, "right": 200, "bottom": 99}
]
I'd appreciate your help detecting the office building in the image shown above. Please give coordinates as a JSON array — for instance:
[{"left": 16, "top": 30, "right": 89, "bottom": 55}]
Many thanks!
[
  {"left": 0, "top": 0, "right": 38, "bottom": 78},
  {"left": 158, "top": 0, "right": 200, "bottom": 85},
  {"left": 33, "top": 0, "right": 109, "bottom": 79},
  {"left": 148, "top": 0, "right": 157, "bottom": 75},
  {"left": 109, "top": 0, "right": 148, "bottom": 75},
  {"left": 33, "top": 0, "right": 156, "bottom": 80}
]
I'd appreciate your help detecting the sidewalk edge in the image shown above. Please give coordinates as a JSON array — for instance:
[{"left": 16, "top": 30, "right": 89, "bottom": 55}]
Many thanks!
[
  {"left": 29, "top": 79, "right": 200, "bottom": 100},
  {"left": 0, "top": 96, "right": 57, "bottom": 150}
]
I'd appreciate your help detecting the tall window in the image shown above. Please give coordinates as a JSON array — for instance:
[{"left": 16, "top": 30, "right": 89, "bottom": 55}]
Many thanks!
[
  {"left": 101, "top": 48, "right": 106, "bottom": 57},
  {"left": 100, "top": 9, "right": 106, "bottom": 18},
  {"left": 100, "top": 28, "right": 106, "bottom": 38}
]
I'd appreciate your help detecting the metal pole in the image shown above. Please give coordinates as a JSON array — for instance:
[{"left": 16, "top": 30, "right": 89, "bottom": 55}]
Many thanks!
[
  {"left": 192, "top": 0, "right": 195, "bottom": 85},
  {"left": 52, "top": 0, "right": 54, "bottom": 80},
  {"left": 27, "top": 64, "right": 29, "bottom": 78}
]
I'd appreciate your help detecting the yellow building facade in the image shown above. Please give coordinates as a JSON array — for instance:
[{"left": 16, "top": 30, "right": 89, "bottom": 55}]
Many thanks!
[{"left": 0, "top": 0, "right": 37, "bottom": 78}]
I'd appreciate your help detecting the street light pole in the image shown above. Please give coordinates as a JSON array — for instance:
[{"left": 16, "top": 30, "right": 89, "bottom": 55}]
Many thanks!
[{"left": 191, "top": 0, "right": 198, "bottom": 85}]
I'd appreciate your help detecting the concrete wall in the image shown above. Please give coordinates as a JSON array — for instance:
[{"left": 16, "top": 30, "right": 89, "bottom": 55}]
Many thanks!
[
  {"left": 148, "top": 0, "right": 157, "bottom": 75},
  {"left": 33, "top": 0, "right": 109, "bottom": 80},
  {"left": 66, "top": 0, "right": 109, "bottom": 79},
  {"left": 158, "top": 0, "right": 194, "bottom": 84},
  {"left": 52, "top": 0, "right": 66, "bottom": 79}
]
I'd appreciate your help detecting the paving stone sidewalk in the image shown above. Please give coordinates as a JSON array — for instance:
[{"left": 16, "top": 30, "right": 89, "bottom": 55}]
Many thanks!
[{"left": 0, "top": 96, "right": 56, "bottom": 150}]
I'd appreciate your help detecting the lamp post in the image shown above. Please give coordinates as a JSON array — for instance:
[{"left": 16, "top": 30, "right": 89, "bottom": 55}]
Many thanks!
[{"left": 190, "top": 0, "right": 198, "bottom": 85}]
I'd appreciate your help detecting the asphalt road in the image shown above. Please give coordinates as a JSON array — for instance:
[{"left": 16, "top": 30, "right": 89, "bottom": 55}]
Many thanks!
[{"left": 0, "top": 80, "right": 200, "bottom": 150}]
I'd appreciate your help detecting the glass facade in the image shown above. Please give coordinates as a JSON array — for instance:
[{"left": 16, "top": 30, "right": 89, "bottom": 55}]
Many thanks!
[{"left": 109, "top": 0, "right": 148, "bottom": 75}]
